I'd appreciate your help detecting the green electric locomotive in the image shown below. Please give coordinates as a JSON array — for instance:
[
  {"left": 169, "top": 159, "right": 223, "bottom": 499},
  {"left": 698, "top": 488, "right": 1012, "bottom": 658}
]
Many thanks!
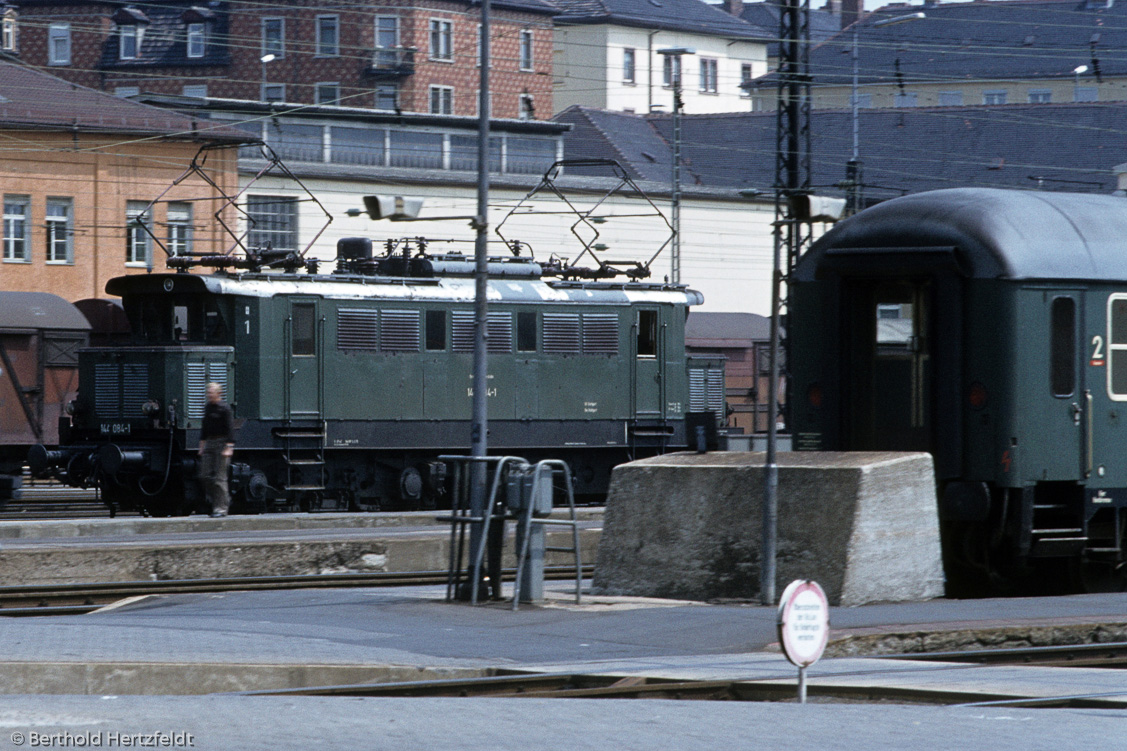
[{"left": 31, "top": 238, "right": 721, "bottom": 515}]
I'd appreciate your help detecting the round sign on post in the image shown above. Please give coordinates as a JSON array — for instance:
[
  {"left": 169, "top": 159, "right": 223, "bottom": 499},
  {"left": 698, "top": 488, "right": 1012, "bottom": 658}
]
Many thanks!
[{"left": 776, "top": 579, "right": 830, "bottom": 703}]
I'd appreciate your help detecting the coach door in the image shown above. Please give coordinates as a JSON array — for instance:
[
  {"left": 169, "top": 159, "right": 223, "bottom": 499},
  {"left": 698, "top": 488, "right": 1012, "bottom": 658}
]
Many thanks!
[
  {"left": 845, "top": 280, "right": 933, "bottom": 452},
  {"left": 286, "top": 300, "right": 322, "bottom": 418},
  {"left": 1041, "top": 291, "right": 1085, "bottom": 480},
  {"left": 633, "top": 308, "right": 663, "bottom": 417}
]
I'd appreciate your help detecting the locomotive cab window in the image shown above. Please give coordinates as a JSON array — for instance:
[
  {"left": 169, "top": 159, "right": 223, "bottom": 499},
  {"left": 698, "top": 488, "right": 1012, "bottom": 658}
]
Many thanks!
[
  {"left": 637, "top": 310, "right": 657, "bottom": 357},
  {"left": 425, "top": 310, "right": 446, "bottom": 351},
  {"left": 292, "top": 304, "right": 316, "bottom": 356},
  {"left": 126, "top": 295, "right": 230, "bottom": 345},
  {"left": 1108, "top": 295, "right": 1127, "bottom": 399},
  {"left": 1050, "top": 296, "right": 1075, "bottom": 397},
  {"left": 517, "top": 311, "right": 537, "bottom": 352}
]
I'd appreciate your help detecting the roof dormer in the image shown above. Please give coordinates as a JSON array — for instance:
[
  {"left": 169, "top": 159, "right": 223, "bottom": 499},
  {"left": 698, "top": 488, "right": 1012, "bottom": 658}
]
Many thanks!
[{"left": 112, "top": 7, "right": 150, "bottom": 61}]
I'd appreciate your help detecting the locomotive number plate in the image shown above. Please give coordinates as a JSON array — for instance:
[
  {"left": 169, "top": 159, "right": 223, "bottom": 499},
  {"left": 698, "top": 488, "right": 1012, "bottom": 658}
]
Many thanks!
[{"left": 99, "top": 423, "right": 132, "bottom": 436}]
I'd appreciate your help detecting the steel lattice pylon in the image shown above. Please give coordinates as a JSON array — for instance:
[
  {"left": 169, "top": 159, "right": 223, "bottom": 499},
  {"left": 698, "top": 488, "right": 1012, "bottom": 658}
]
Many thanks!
[{"left": 762, "top": 0, "right": 812, "bottom": 606}]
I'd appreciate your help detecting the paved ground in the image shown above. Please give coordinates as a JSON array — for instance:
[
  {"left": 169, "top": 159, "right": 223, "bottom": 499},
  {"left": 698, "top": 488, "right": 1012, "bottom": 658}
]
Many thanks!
[
  {"left": 0, "top": 513, "right": 1123, "bottom": 749},
  {"left": 0, "top": 586, "right": 1123, "bottom": 749},
  {"left": 0, "top": 695, "right": 1122, "bottom": 751}
]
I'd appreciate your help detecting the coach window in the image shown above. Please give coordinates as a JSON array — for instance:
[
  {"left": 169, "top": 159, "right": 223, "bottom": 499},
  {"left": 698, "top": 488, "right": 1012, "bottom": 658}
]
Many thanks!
[
  {"left": 517, "top": 312, "right": 537, "bottom": 352},
  {"left": 292, "top": 304, "right": 316, "bottom": 356},
  {"left": 425, "top": 310, "right": 446, "bottom": 351},
  {"left": 876, "top": 303, "right": 912, "bottom": 354},
  {"left": 1108, "top": 295, "right": 1127, "bottom": 399},
  {"left": 637, "top": 310, "right": 657, "bottom": 357},
  {"left": 1050, "top": 297, "right": 1075, "bottom": 397}
]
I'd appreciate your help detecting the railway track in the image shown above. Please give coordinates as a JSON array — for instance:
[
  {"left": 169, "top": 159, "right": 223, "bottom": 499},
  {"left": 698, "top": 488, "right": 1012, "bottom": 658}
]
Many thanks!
[
  {"left": 883, "top": 642, "right": 1127, "bottom": 669},
  {"left": 240, "top": 659, "right": 1127, "bottom": 708},
  {"left": 0, "top": 566, "right": 594, "bottom": 617}
]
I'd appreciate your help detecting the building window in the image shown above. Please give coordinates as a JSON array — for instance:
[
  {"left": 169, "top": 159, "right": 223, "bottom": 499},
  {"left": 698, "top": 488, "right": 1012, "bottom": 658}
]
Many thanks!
[
  {"left": 316, "top": 15, "right": 339, "bottom": 57},
  {"left": 45, "top": 198, "right": 73, "bottom": 264},
  {"left": 119, "top": 24, "right": 140, "bottom": 60},
  {"left": 983, "top": 90, "right": 1007, "bottom": 105},
  {"left": 375, "top": 16, "right": 399, "bottom": 66},
  {"left": 623, "top": 48, "right": 635, "bottom": 84},
  {"left": 48, "top": 23, "right": 70, "bottom": 65},
  {"left": 519, "top": 93, "right": 535, "bottom": 120},
  {"left": 262, "top": 83, "right": 285, "bottom": 102},
  {"left": 938, "top": 91, "right": 963, "bottom": 106},
  {"left": 1028, "top": 89, "right": 1051, "bottom": 104},
  {"left": 375, "top": 83, "right": 398, "bottom": 111},
  {"left": 125, "top": 201, "right": 152, "bottom": 266},
  {"left": 699, "top": 58, "right": 717, "bottom": 93},
  {"left": 166, "top": 202, "right": 192, "bottom": 257},
  {"left": 262, "top": 18, "right": 284, "bottom": 58},
  {"left": 246, "top": 196, "right": 297, "bottom": 252},
  {"left": 854, "top": 93, "right": 872, "bottom": 108},
  {"left": 1075, "top": 86, "right": 1098, "bottom": 103},
  {"left": 894, "top": 91, "right": 918, "bottom": 107},
  {"left": 182, "top": 84, "right": 207, "bottom": 98},
  {"left": 316, "top": 83, "right": 340, "bottom": 105},
  {"left": 429, "top": 19, "right": 452, "bottom": 61},
  {"left": 662, "top": 55, "right": 681, "bottom": 87},
  {"left": 3, "top": 195, "right": 28, "bottom": 262},
  {"left": 740, "top": 63, "right": 752, "bottom": 97},
  {"left": 114, "top": 86, "right": 140, "bottom": 98},
  {"left": 186, "top": 22, "right": 205, "bottom": 58},
  {"left": 519, "top": 29, "right": 533, "bottom": 70},
  {"left": 429, "top": 85, "right": 453, "bottom": 115},
  {"left": 2, "top": 14, "right": 16, "bottom": 52}
]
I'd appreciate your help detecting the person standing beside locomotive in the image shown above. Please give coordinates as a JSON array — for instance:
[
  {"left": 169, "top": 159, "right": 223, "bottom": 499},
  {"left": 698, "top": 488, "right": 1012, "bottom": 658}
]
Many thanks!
[{"left": 199, "top": 382, "right": 235, "bottom": 517}]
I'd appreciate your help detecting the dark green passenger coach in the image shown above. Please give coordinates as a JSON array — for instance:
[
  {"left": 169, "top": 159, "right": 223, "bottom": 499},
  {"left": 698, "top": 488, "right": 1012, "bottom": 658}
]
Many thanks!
[
  {"left": 32, "top": 246, "right": 722, "bottom": 515},
  {"left": 790, "top": 188, "right": 1127, "bottom": 594}
]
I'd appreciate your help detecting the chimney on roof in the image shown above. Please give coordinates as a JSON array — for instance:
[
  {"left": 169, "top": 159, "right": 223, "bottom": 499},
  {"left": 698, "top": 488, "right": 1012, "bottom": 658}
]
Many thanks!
[
  {"left": 840, "top": 0, "right": 861, "bottom": 28},
  {"left": 722, "top": 0, "right": 744, "bottom": 16}
]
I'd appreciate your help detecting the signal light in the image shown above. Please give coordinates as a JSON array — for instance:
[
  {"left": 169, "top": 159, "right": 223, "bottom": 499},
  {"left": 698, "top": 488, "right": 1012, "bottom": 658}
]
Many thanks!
[{"left": 807, "top": 383, "right": 823, "bottom": 409}]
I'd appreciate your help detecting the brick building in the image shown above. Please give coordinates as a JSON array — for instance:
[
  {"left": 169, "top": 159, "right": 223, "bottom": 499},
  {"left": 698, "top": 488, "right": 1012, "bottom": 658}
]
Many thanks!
[
  {"left": 0, "top": 60, "right": 244, "bottom": 301},
  {"left": 13, "top": 0, "right": 557, "bottom": 119}
]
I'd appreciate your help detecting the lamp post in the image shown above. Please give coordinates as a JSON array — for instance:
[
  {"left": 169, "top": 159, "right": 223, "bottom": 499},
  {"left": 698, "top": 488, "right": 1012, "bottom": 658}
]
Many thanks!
[
  {"left": 260, "top": 53, "right": 276, "bottom": 102},
  {"left": 657, "top": 47, "right": 693, "bottom": 284},
  {"left": 847, "top": 12, "right": 924, "bottom": 214},
  {"left": 1073, "top": 64, "right": 1089, "bottom": 102}
]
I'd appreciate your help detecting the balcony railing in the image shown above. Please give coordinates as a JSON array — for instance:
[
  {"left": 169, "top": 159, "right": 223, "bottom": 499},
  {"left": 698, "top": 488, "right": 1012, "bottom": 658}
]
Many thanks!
[{"left": 365, "top": 47, "right": 415, "bottom": 77}]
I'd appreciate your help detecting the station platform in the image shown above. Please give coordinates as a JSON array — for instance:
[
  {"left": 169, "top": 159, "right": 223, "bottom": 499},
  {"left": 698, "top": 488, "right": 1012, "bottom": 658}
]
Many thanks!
[
  {"left": 0, "top": 513, "right": 1123, "bottom": 748},
  {"left": 0, "top": 511, "right": 602, "bottom": 585}
]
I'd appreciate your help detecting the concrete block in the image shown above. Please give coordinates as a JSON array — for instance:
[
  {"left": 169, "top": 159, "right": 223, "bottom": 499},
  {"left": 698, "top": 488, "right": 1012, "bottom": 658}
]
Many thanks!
[{"left": 592, "top": 452, "right": 945, "bottom": 606}]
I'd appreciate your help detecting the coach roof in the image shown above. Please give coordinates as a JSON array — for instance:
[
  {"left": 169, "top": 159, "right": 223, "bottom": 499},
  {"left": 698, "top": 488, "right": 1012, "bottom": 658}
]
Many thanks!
[{"left": 797, "top": 188, "right": 1127, "bottom": 283}]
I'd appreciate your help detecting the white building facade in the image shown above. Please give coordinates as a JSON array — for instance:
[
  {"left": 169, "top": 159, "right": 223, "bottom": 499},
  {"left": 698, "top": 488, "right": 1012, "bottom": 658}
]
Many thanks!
[
  {"left": 554, "top": 25, "right": 768, "bottom": 115},
  {"left": 549, "top": 0, "right": 771, "bottom": 116}
]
